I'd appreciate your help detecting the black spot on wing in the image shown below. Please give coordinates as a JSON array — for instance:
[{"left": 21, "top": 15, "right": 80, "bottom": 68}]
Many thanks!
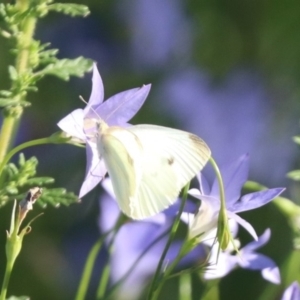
[{"left": 167, "top": 156, "right": 175, "bottom": 165}]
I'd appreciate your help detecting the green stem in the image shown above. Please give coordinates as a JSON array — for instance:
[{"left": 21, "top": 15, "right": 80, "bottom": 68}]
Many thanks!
[
  {"left": 0, "top": 115, "right": 17, "bottom": 162},
  {"left": 0, "top": 260, "right": 14, "bottom": 300},
  {"left": 96, "top": 233, "right": 117, "bottom": 300},
  {"left": 0, "top": 137, "right": 51, "bottom": 177},
  {"left": 209, "top": 157, "right": 230, "bottom": 250},
  {"left": 179, "top": 273, "right": 192, "bottom": 300},
  {"left": 75, "top": 238, "right": 104, "bottom": 300},
  {"left": 105, "top": 228, "right": 170, "bottom": 300},
  {"left": 0, "top": 0, "right": 37, "bottom": 162},
  {"left": 96, "top": 262, "right": 111, "bottom": 299},
  {"left": 147, "top": 183, "right": 190, "bottom": 300},
  {"left": 1, "top": 201, "right": 24, "bottom": 299},
  {"left": 75, "top": 216, "right": 125, "bottom": 300},
  {"left": 209, "top": 157, "right": 226, "bottom": 213}
]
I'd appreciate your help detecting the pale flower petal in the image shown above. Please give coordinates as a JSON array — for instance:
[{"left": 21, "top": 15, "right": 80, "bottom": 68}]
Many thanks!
[
  {"left": 84, "top": 63, "right": 104, "bottom": 117},
  {"left": 57, "top": 108, "right": 85, "bottom": 141},
  {"left": 262, "top": 266, "right": 281, "bottom": 284},
  {"left": 228, "top": 211, "right": 258, "bottom": 240},
  {"left": 281, "top": 282, "right": 300, "bottom": 300}
]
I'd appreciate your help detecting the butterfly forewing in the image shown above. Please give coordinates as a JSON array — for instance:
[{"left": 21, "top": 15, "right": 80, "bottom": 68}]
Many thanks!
[{"left": 127, "top": 125, "right": 211, "bottom": 219}]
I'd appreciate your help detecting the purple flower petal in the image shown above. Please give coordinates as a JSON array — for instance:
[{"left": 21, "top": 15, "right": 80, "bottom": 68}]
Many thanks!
[
  {"left": 96, "top": 84, "right": 151, "bottom": 126},
  {"left": 98, "top": 190, "right": 173, "bottom": 300},
  {"left": 211, "top": 154, "right": 249, "bottom": 203},
  {"left": 239, "top": 252, "right": 276, "bottom": 270},
  {"left": 242, "top": 228, "right": 270, "bottom": 252},
  {"left": 99, "top": 193, "right": 121, "bottom": 232},
  {"left": 84, "top": 63, "right": 104, "bottom": 117},
  {"left": 57, "top": 108, "right": 85, "bottom": 140},
  {"left": 79, "top": 141, "right": 107, "bottom": 198},
  {"left": 282, "top": 282, "right": 300, "bottom": 300},
  {"left": 230, "top": 188, "right": 285, "bottom": 213}
]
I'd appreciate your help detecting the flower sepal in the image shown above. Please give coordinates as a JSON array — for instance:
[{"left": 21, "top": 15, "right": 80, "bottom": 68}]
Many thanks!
[
  {"left": 6, "top": 188, "right": 43, "bottom": 265},
  {"left": 49, "top": 131, "right": 84, "bottom": 146}
]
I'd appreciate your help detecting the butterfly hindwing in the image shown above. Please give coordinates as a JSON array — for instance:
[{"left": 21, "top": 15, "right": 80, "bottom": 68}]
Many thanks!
[
  {"left": 98, "top": 127, "right": 142, "bottom": 217},
  {"left": 98, "top": 124, "right": 211, "bottom": 219}
]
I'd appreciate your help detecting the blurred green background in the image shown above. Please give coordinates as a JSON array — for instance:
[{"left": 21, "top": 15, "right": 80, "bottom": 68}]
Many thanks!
[{"left": 1, "top": 0, "right": 300, "bottom": 299}]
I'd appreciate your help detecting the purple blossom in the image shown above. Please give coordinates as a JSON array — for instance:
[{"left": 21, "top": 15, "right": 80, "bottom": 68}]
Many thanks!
[
  {"left": 57, "top": 64, "right": 151, "bottom": 197},
  {"left": 186, "top": 154, "right": 285, "bottom": 241},
  {"left": 282, "top": 282, "right": 300, "bottom": 300},
  {"left": 99, "top": 178, "right": 174, "bottom": 300},
  {"left": 204, "top": 226, "right": 281, "bottom": 284}
]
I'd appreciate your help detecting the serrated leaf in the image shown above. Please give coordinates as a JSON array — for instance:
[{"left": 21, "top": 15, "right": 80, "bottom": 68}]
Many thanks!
[
  {"left": 35, "top": 57, "right": 93, "bottom": 81},
  {"left": 48, "top": 3, "right": 90, "bottom": 17},
  {"left": 0, "top": 90, "right": 12, "bottom": 97},
  {"left": 287, "top": 170, "right": 300, "bottom": 181},
  {"left": 0, "top": 153, "right": 79, "bottom": 209},
  {"left": 26, "top": 177, "right": 55, "bottom": 185},
  {"left": 38, "top": 188, "right": 80, "bottom": 207}
]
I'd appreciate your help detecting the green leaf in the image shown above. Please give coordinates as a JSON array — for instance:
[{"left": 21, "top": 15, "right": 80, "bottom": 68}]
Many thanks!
[
  {"left": 48, "top": 3, "right": 90, "bottom": 17},
  {"left": 0, "top": 90, "right": 12, "bottom": 97},
  {"left": 287, "top": 170, "right": 300, "bottom": 181},
  {"left": 25, "top": 177, "right": 55, "bottom": 186},
  {"left": 39, "top": 48, "right": 59, "bottom": 64},
  {"left": 38, "top": 187, "right": 80, "bottom": 208},
  {"left": 35, "top": 57, "right": 93, "bottom": 81},
  {"left": 0, "top": 154, "right": 79, "bottom": 208},
  {"left": 7, "top": 296, "right": 30, "bottom": 300},
  {"left": 0, "top": 98, "right": 19, "bottom": 107},
  {"left": 0, "top": 4, "right": 6, "bottom": 17},
  {"left": 293, "top": 135, "right": 300, "bottom": 145},
  {"left": 8, "top": 65, "right": 18, "bottom": 81}
]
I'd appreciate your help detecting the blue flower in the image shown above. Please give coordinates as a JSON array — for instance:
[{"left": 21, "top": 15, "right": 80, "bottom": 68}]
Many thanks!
[
  {"left": 203, "top": 224, "right": 281, "bottom": 284},
  {"left": 281, "top": 281, "right": 300, "bottom": 300},
  {"left": 99, "top": 178, "right": 175, "bottom": 300},
  {"left": 185, "top": 154, "right": 285, "bottom": 241},
  {"left": 57, "top": 64, "right": 151, "bottom": 197}
]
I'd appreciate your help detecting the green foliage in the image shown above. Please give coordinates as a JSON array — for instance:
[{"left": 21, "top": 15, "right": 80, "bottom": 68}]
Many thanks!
[
  {"left": 293, "top": 135, "right": 300, "bottom": 145},
  {"left": 0, "top": 0, "right": 92, "bottom": 109},
  {"left": 39, "top": 187, "right": 80, "bottom": 208},
  {"left": 288, "top": 135, "right": 300, "bottom": 181},
  {"left": 34, "top": 56, "right": 93, "bottom": 81},
  {"left": 287, "top": 170, "right": 300, "bottom": 181},
  {"left": 48, "top": 3, "right": 90, "bottom": 17},
  {"left": 0, "top": 153, "right": 79, "bottom": 208},
  {"left": 6, "top": 296, "right": 30, "bottom": 300}
]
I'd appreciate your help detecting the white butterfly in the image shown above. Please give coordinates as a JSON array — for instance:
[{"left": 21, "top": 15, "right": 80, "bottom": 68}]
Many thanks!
[{"left": 90, "top": 119, "right": 211, "bottom": 220}]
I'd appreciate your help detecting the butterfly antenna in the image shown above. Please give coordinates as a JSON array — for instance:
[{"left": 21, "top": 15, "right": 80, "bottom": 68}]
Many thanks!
[
  {"left": 79, "top": 95, "right": 101, "bottom": 120},
  {"left": 79, "top": 95, "right": 88, "bottom": 105}
]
